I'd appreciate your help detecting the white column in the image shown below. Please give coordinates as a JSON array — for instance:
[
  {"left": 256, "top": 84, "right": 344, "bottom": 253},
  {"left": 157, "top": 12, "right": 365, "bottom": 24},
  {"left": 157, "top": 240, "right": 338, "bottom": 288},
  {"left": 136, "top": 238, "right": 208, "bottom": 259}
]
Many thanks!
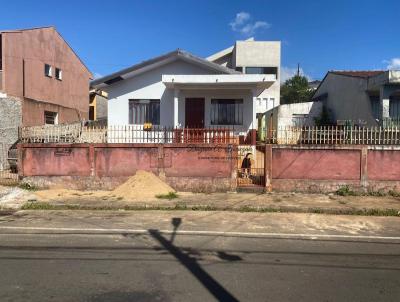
[
  {"left": 380, "top": 86, "right": 390, "bottom": 120},
  {"left": 251, "top": 89, "right": 257, "bottom": 130},
  {"left": 174, "top": 88, "right": 179, "bottom": 128}
]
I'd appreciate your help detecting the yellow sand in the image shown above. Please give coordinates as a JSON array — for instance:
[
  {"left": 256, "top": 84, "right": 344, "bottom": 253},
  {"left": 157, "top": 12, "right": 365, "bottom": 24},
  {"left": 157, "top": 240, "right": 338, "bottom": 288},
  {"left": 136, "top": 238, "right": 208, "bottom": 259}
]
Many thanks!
[
  {"left": 34, "top": 170, "right": 175, "bottom": 201},
  {"left": 113, "top": 170, "right": 175, "bottom": 199}
]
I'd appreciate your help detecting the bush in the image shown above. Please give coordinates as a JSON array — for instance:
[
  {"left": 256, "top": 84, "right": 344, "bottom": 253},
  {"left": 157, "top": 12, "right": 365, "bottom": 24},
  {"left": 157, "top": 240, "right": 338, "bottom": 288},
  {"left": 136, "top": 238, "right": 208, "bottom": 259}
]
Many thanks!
[{"left": 155, "top": 192, "right": 179, "bottom": 200}]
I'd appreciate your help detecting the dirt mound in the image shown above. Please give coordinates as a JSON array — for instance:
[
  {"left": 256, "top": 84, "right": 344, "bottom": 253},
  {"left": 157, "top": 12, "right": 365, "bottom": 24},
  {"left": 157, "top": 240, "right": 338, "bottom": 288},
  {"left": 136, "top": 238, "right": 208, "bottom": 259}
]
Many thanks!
[{"left": 113, "top": 170, "right": 175, "bottom": 200}]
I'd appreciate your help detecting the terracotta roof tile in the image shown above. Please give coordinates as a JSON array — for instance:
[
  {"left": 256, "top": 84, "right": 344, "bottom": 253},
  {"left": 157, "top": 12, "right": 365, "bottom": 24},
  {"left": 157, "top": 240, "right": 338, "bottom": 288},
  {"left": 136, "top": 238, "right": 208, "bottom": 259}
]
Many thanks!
[{"left": 330, "top": 70, "right": 385, "bottom": 78}]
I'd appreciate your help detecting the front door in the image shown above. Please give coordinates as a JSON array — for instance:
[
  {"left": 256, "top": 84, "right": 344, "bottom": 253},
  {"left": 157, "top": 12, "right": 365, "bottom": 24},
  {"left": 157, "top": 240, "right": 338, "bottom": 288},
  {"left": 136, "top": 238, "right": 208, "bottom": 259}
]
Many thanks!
[{"left": 185, "top": 98, "right": 205, "bottom": 128}]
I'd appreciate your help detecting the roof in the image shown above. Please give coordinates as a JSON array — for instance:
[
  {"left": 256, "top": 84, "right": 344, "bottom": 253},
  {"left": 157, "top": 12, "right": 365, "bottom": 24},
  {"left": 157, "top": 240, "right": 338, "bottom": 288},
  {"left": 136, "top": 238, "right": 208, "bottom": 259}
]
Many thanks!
[
  {"left": 330, "top": 70, "right": 385, "bottom": 78},
  {"left": 91, "top": 49, "right": 240, "bottom": 88},
  {"left": 0, "top": 26, "right": 55, "bottom": 33}
]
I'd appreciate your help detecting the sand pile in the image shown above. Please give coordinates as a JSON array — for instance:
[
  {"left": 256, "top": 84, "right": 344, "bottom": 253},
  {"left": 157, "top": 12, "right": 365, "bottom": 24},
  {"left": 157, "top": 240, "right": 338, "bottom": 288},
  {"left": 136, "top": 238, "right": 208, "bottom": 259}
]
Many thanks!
[
  {"left": 33, "top": 170, "right": 175, "bottom": 202},
  {"left": 113, "top": 170, "right": 175, "bottom": 200}
]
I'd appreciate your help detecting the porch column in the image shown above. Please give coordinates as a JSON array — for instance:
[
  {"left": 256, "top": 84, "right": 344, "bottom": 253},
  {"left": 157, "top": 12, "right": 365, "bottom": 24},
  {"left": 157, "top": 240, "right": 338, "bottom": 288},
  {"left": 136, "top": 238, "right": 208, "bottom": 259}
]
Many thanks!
[
  {"left": 380, "top": 86, "right": 390, "bottom": 121},
  {"left": 251, "top": 89, "right": 257, "bottom": 129},
  {"left": 173, "top": 88, "right": 180, "bottom": 127}
]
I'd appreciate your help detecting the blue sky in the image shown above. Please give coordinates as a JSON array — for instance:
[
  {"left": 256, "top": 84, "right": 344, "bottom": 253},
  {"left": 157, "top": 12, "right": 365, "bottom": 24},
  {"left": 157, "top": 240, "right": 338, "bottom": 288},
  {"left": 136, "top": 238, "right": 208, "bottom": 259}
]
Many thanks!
[{"left": 1, "top": 0, "right": 399, "bottom": 81}]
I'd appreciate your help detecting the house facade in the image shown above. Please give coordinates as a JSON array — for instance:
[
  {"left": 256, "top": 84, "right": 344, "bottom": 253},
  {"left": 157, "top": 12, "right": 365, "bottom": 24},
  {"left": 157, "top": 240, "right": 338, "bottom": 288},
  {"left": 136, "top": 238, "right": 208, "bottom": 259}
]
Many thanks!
[
  {"left": 91, "top": 39, "right": 281, "bottom": 144},
  {"left": 0, "top": 26, "right": 92, "bottom": 170},
  {"left": 313, "top": 70, "right": 400, "bottom": 126}
]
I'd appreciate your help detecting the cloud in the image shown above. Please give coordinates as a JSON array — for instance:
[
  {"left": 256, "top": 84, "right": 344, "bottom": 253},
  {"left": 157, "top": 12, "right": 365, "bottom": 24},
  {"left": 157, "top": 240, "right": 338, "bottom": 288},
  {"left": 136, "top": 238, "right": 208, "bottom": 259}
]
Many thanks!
[
  {"left": 229, "top": 12, "right": 270, "bottom": 36},
  {"left": 281, "top": 66, "right": 312, "bottom": 83},
  {"left": 384, "top": 58, "right": 400, "bottom": 70}
]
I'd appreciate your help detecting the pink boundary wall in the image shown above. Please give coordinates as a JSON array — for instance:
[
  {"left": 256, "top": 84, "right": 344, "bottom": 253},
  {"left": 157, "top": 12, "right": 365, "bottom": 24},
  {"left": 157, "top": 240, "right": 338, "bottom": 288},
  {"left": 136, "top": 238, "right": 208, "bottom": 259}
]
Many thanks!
[
  {"left": 18, "top": 143, "right": 237, "bottom": 192},
  {"left": 266, "top": 145, "right": 400, "bottom": 192}
]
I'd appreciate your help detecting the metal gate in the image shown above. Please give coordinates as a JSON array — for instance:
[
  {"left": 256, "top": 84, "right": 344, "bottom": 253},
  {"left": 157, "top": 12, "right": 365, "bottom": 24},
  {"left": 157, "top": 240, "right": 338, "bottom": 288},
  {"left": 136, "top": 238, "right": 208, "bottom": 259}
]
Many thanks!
[{"left": 237, "top": 144, "right": 265, "bottom": 187}]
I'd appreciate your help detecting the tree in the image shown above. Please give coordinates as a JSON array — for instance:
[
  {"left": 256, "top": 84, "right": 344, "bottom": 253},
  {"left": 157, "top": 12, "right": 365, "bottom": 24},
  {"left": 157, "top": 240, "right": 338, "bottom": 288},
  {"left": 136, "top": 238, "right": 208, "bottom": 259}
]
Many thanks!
[{"left": 280, "top": 75, "right": 314, "bottom": 104}]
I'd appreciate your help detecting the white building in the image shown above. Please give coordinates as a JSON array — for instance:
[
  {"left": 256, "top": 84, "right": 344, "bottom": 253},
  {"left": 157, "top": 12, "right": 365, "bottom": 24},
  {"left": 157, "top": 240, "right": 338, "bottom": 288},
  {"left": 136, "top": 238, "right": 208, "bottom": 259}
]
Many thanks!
[{"left": 91, "top": 39, "right": 281, "bottom": 144}]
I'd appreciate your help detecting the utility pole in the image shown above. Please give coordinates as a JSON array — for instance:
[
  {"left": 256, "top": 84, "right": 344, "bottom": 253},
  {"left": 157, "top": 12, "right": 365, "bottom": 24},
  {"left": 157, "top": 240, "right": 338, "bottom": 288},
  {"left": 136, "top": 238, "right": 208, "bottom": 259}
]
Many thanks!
[{"left": 297, "top": 63, "right": 300, "bottom": 76}]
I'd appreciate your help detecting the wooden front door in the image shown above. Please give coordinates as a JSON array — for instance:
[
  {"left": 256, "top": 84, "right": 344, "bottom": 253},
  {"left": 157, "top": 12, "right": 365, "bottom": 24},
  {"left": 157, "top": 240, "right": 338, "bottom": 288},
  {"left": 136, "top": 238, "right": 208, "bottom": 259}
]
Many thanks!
[{"left": 185, "top": 98, "right": 205, "bottom": 128}]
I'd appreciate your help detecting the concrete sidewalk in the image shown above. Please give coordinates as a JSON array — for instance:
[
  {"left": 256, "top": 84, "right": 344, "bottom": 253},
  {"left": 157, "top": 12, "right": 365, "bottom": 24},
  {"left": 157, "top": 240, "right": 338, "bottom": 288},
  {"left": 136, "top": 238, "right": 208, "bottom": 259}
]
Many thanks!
[{"left": 21, "top": 190, "right": 400, "bottom": 216}]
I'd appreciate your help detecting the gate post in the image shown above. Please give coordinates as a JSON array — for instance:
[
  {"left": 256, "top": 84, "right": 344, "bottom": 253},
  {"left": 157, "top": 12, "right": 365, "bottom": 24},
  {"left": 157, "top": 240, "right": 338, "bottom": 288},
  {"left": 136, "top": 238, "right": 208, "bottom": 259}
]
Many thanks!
[{"left": 264, "top": 144, "right": 273, "bottom": 192}]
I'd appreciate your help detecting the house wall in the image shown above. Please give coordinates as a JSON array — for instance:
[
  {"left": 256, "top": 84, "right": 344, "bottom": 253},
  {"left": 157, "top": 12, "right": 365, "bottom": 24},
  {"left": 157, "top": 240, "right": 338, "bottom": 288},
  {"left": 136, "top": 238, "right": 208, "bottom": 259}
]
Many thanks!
[
  {"left": 313, "top": 73, "right": 377, "bottom": 126},
  {"left": 106, "top": 60, "right": 256, "bottom": 132},
  {"left": 1, "top": 27, "right": 91, "bottom": 125},
  {"left": 18, "top": 143, "right": 236, "bottom": 192},
  {"left": 234, "top": 41, "right": 281, "bottom": 105}
]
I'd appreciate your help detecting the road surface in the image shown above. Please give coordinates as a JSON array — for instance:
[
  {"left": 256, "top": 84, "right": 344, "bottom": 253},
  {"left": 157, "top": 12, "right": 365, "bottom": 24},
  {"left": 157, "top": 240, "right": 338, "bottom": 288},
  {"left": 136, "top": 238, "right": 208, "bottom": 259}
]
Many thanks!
[{"left": 0, "top": 210, "right": 399, "bottom": 302}]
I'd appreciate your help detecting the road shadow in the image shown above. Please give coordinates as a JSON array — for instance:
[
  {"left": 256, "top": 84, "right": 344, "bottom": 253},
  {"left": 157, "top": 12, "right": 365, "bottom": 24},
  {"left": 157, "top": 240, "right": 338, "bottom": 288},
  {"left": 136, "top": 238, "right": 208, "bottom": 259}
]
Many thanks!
[{"left": 148, "top": 217, "right": 240, "bottom": 302}]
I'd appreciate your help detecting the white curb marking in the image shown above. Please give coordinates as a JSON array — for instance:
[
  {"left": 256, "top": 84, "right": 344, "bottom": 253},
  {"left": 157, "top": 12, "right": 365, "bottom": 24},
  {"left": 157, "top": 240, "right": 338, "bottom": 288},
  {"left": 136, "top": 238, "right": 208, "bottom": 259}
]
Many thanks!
[{"left": 0, "top": 226, "right": 399, "bottom": 241}]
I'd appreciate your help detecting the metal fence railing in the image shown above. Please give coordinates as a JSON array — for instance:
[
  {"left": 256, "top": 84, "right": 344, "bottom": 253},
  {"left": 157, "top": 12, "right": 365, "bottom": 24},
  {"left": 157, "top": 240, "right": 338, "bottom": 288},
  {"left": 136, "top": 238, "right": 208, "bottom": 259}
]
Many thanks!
[
  {"left": 19, "top": 124, "right": 240, "bottom": 145},
  {"left": 266, "top": 126, "right": 400, "bottom": 145}
]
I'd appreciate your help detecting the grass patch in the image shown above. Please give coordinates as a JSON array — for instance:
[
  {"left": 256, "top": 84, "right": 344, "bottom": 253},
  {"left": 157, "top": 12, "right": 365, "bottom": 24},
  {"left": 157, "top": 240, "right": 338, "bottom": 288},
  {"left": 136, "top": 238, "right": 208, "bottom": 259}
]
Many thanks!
[
  {"left": 18, "top": 183, "right": 39, "bottom": 191},
  {"left": 335, "top": 185, "right": 359, "bottom": 196},
  {"left": 155, "top": 192, "right": 179, "bottom": 200}
]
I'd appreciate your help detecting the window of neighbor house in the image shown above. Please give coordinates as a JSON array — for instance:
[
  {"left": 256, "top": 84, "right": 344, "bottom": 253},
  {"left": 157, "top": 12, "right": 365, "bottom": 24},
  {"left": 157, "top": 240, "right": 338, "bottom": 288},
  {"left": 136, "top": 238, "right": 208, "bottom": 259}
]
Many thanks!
[
  {"left": 369, "top": 95, "right": 380, "bottom": 120},
  {"left": 245, "top": 67, "right": 278, "bottom": 77},
  {"left": 44, "top": 64, "right": 52, "bottom": 77},
  {"left": 55, "top": 68, "right": 62, "bottom": 80},
  {"left": 210, "top": 99, "right": 243, "bottom": 125},
  {"left": 389, "top": 96, "right": 400, "bottom": 119},
  {"left": 129, "top": 100, "right": 160, "bottom": 125},
  {"left": 44, "top": 111, "right": 58, "bottom": 125}
]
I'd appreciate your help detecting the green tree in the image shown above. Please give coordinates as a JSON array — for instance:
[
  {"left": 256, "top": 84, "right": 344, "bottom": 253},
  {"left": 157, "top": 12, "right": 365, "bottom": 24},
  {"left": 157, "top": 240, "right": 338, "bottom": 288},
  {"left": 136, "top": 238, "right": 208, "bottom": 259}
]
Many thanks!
[{"left": 280, "top": 75, "right": 314, "bottom": 104}]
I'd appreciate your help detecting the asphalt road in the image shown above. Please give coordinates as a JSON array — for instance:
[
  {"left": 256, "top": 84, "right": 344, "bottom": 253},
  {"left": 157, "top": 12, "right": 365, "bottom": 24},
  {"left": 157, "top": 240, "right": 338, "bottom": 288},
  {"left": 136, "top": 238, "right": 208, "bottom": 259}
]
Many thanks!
[{"left": 0, "top": 210, "right": 399, "bottom": 302}]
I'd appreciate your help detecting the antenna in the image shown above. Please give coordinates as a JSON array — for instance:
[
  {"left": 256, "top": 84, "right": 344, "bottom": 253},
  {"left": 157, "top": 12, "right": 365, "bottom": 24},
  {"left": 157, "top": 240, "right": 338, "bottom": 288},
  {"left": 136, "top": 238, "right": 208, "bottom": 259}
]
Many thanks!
[{"left": 297, "top": 63, "right": 300, "bottom": 76}]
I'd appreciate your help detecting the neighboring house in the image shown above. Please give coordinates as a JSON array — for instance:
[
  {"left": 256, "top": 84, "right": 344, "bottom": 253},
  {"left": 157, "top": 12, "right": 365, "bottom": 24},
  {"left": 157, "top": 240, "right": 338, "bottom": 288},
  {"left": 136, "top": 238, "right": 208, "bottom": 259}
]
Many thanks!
[
  {"left": 308, "top": 80, "right": 321, "bottom": 91},
  {"left": 312, "top": 70, "right": 400, "bottom": 126},
  {"left": 259, "top": 102, "right": 322, "bottom": 141},
  {"left": 89, "top": 89, "right": 108, "bottom": 124},
  {"left": 0, "top": 26, "right": 92, "bottom": 169},
  {"left": 91, "top": 39, "right": 281, "bottom": 144}
]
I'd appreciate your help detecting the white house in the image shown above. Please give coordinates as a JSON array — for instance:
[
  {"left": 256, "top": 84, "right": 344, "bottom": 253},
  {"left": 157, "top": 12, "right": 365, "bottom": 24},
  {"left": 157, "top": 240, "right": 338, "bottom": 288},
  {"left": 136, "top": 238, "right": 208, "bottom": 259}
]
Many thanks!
[{"left": 91, "top": 39, "right": 281, "bottom": 144}]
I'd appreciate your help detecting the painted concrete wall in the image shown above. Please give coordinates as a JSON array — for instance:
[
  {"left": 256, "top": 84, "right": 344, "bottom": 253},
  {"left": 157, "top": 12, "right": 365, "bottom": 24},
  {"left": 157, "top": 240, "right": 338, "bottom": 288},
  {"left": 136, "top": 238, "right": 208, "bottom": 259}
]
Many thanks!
[
  {"left": 267, "top": 145, "right": 400, "bottom": 192},
  {"left": 265, "top": 102, "right": 323, "bottom": 129},
  {"left": 1, "top": 27, "right": 91, "bottom": 125},
  {"left": 313, "top": 73, "right": 377, "bottom": 126},
  {"left": 19, "top": 143, "right": 236, "bottom": 192}
]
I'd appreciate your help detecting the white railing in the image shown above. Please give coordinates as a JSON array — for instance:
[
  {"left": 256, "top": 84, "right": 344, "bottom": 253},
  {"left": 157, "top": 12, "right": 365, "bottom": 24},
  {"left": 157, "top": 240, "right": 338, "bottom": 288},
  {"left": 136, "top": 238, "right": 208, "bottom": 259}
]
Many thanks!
[
  {"left": 20, "top": 124, "right": 239, "bottom": 144},
  {"left": 266, "top": 126, "right": 400, "bottom": 145}
]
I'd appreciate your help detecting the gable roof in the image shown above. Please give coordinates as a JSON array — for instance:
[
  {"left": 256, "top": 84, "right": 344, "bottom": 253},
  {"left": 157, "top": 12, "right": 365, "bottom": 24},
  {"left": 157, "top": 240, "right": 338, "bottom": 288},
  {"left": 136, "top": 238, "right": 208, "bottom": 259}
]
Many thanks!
[
  {"left": 330, "top": 70, "right": 385, "bottom": 78},
  {"left": 91, "top": 49, "right": 240, "bottom": 88}
]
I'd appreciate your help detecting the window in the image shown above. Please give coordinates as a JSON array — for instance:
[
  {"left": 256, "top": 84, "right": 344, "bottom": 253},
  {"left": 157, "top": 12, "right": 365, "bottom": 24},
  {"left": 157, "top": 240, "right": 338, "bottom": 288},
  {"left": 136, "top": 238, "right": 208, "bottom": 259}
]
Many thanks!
[
  {"left": 44, "top": 111, "right": 58, "bottom": 125},
  {"left": 370, "top": 95, "right": 380, "bottom": 120},
  {"left": 55, "top": 68, "right": 62, "bottom": 80},
  {"left": 44, "top": 64, "right": 52, "bottom": 77},
  {"left": 292, "top": 114, "right": 308, "bottom": 127},
  {"left": 210, "top": 99, "right": 243, "bottom": 125},
  {"left": 245, "top": 67, "right": 278, "bottom": 77},
  {"left": 129, "top": 99, "right": 160, "bottom": 125},
  {"left": 235, "top": 67, "right": 243, "bottom": 72},
  {"left": 89, "top": 106, "right": 95, "bottom": 121},
  {"left": 389, "top": 96, "right": 400, "bottom": 119}
]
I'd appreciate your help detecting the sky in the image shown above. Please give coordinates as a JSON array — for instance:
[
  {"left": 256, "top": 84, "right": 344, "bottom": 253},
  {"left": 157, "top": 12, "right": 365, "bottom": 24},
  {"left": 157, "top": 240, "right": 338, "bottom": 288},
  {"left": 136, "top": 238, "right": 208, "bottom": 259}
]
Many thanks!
[{"left": 1, "top": 0, "right": 399, "bottom": 81}]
